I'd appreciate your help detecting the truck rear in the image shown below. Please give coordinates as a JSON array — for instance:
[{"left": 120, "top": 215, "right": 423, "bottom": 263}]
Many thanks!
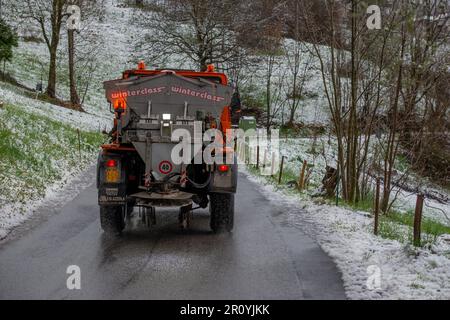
[{"left": 97, "top": 63, "right": 238, "bottom": 235}]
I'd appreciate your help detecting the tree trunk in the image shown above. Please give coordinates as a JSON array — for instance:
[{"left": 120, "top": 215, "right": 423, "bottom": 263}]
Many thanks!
[
  {"left": 347, "top": 0, "right": 359, "bottom": 203},
  {"left": 45, "top": 0, "right": 64, "bottom": 98},
  {"left": 46, "top": 45, "right": 58, "bottom": 98},
  {"left": 68, "top": 29, "right": 81, "bottom": 108},
  {"left": 288, "top": 107, "right": 296, "bottom": 126},
  {"left": 266, "top": 56, "right": 273, "bottom": 135},
  {"left": 322, "top": 166, "right": 338, "bottom": 198},
  {"left": 199, "top": 57, "right": 208, "bottom": 72},
  {"left": 381, "top": 22, "right": 406, "bottom": 214},
  {"left": 288, "top": 73, "right": 298, "bottom": 126}
]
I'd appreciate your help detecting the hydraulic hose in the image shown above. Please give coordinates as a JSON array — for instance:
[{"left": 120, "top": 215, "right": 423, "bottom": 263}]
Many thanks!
[
  {"left": 161, "top": 170, "right": 212, "bottom": 189},
  {"left": 187, "top": 174, "right": 212, "bottom": 189}
]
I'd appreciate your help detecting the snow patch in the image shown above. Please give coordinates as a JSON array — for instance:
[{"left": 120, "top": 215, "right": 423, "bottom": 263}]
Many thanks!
[
  {"left": 242, "top": 168, "right": 450, "bottom": 300},
  {"left": 0, "top": 165, "right": 96, "bottom": 240}
]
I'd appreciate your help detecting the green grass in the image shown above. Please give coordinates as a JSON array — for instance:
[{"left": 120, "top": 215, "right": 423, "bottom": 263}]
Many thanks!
[
  {"left": 385, "top": 210, "right": 450, "bottom": 246},
  {"left": 0, "top": 103, "right": 104, "bottom": 205},
  {"left": 247, "top": 160, "right": 300, "bottom": 187},
  {"left": 378, "top": 219, "right": 409, "bottom": 243},
  {"left": 375, "top": 210, "right": 450, "bottom": 247},
  {"left": 345, "top": 194, "right": 375, "bottom": 212}
]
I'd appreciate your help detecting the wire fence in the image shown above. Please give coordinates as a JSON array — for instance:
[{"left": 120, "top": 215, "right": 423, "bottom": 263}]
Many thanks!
[{"left": 236, "top": 135, "right": 449, "bottom": 247}]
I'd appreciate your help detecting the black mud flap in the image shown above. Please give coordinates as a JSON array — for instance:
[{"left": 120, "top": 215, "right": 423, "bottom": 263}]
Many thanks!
[
  {"left": 97, "top": 152, "right": 128, "bottom": 206},
  {"left": 209, "top": 163, "right": 238, "bottom": 194}
]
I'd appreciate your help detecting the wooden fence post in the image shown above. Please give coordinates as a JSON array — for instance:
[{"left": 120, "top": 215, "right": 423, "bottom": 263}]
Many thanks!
[
  {"left": 278, "top": 156, "right": 285, "bottom": 184},
  {"left": 414, "top": 194, "right": 425, "bottom": 247},
  {"left": 298, "top": 160, "right": 307, "bottom": 190},
  {"left": 374, "top": 178, "right": 381, "bottom": 235},
  {"left": 256, "top": 145, "right": 260, "bottom": 170},
  {"left": 77, "top": 129, "right": 81, "bottom": 162}
]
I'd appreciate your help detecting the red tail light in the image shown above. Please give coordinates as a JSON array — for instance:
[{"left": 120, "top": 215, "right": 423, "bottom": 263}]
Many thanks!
[
  {"left": 218, "top": 165, "right": 230, "bottom": 173},
  {"left": 106, "top": 159, "right": 117, "bottom": 168}
]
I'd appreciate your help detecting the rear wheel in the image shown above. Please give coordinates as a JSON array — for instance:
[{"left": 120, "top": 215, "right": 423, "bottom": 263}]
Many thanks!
[
  {"left": 100, "top": 206, "right": 126, "bottom": 235},
  {"left": 209, "top": 193, "right": 234, "bottom": 233}
]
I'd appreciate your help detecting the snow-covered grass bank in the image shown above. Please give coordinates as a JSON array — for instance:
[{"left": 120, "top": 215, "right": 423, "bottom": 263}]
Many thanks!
[
  {"left": 242, "top": 167, "right": 450, "bottom": 299},
  {"left": 0, "top": 91, "right": 104, "bottom": 239},
  {"left": 0, "top": 82, "right": 111, "bottom": 132},
  {"left": 272, "top": 136, "right": 450, "bottom": 227},
  {"left": 0, "top": 1, "right": 137, "bottom": 239},
  {"left": 4, "top": 0, "right": 136, "bottom": 118}
]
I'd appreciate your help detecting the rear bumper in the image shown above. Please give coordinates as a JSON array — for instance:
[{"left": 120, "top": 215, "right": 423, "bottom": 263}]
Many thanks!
[{"left": 131, "top": 191, "right": 194, "bottom": 207}]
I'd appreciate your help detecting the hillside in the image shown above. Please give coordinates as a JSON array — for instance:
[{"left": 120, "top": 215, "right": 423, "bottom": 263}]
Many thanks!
[{"left": 0, "top": 1, "right": 136, "bottom": 237}]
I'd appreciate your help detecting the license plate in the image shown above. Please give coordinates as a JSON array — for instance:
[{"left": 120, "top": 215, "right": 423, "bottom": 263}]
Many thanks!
[
  {"left": 99, "top": 195, "right": 126, "bottom": 204},
  {"left": 105, "top": 168, "right": 120, "bottom": 183}
]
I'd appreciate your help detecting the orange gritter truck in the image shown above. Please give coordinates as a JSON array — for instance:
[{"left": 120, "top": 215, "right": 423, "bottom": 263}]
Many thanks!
[{"left": 96, "top": 63, "right": 238, "bottom": 235}]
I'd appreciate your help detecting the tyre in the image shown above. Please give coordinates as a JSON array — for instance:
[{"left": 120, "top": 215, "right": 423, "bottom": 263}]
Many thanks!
[
  {"left": 209, "top": 193, "right": 234, "bottom": 233},
  {"left": 100, "top": 206, "right": 126, "bottom": 235}
]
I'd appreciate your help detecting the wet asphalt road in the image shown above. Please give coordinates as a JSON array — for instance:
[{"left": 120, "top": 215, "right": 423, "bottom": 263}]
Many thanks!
[{"left": 0, "top": 170, "right": 346, "bottom": 300}]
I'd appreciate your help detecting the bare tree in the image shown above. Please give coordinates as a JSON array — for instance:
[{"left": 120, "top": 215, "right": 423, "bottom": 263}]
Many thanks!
[
  {"left": 401, "top": 0, "right": 449, "bottom": 177},
  {"left": 263, "top": 53, "right": 287, "bottom": 134},
  {"left": 67, "top": 24, "right": 80, "bottom": 107},
  {"left": 379, "top": 0, "right": 450, "bottom": 211},
  {"left": 300, "top": 0, "right": 409, "bottom": 204},
  {"left": 65, "top": 0, "right": 105, "bottom": 110},
  {"left": 283, "top": 2, "right": 314, "bottom": 127},
  {"left": 133, "top": 0, "right": 243, "bottom": 71},
  {"left": 19, "top": 0, "right": 68, "bottom": 98}
]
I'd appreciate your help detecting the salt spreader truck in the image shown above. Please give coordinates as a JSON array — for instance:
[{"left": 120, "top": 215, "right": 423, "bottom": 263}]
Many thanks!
[{"left": 97, "top": 63, "right": 238, "bottom": 235}]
